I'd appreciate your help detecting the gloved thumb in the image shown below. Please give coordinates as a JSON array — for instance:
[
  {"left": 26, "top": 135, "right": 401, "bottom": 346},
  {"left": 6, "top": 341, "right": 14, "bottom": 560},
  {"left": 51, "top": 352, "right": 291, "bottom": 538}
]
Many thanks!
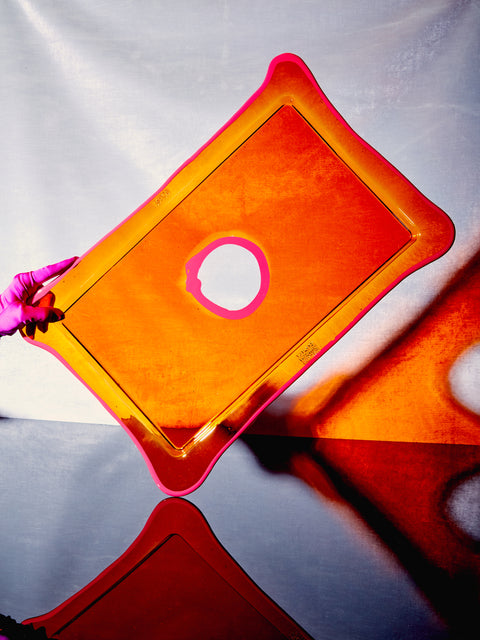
[
  {"left": 22, "top": 304, "right": 65, "bottom": 336},
  {"left": 0, "top": 302, "right": 64, "bottom": 337}
]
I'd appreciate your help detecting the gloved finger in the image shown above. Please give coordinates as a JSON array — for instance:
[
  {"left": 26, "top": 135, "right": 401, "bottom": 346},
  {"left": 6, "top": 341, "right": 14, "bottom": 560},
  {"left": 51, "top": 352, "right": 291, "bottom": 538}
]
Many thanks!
[
  {"left": 30, "top": 256, "right": 78, "bottom": 286},
  {"left": 1, "top": 301, "right": 62, "bottom": 336},
  {"left": 20, "top": 304, "right": 65, "bottom": 326},
  {"left": 1, "top": 257, "right": 78, "bottom": 305},
  {"left": 34, "top": 292, "right": 57, "bottom": 334},
  {"left": 25, "top": 305, "right": 65, "bottom": 337}
]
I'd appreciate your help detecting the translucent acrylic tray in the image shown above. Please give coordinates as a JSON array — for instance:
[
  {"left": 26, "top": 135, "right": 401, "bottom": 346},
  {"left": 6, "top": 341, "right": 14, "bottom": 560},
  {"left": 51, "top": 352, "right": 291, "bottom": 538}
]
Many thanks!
[{"left": 24, "top": 54, "right": 454, "bottom": 494}]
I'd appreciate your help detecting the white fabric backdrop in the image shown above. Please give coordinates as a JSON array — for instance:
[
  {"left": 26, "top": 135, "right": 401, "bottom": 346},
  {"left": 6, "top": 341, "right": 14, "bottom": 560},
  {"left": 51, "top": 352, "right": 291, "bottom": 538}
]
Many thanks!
[{"left": 0, "top": 0, "right": 479, "bottom": 423}]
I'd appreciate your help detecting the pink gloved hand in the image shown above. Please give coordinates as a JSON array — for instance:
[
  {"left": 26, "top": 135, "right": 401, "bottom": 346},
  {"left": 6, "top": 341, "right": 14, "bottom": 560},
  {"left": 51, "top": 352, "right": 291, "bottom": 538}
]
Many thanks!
[{"left": 0, "top": 256, "right": 78, "bottom": 337}]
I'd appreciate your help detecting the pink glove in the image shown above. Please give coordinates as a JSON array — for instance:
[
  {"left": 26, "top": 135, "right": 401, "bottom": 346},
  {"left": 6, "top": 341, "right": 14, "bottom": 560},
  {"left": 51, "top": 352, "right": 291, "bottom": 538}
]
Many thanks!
[{"left": 0, "top": 257, "right": 78, "bottom": 337}]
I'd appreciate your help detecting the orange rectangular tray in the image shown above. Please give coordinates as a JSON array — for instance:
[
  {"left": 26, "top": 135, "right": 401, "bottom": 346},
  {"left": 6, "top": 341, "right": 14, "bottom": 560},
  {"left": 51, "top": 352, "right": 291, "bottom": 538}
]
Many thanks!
[{"left": 25, "top": 54, "right": 454, "bottom": 494}]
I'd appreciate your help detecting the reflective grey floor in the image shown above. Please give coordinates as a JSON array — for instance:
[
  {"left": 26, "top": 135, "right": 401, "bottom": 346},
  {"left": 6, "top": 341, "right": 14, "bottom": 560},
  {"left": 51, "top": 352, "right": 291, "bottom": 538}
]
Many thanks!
[{"left": 0, "top": 417, "right": 449, "bottom": 640}]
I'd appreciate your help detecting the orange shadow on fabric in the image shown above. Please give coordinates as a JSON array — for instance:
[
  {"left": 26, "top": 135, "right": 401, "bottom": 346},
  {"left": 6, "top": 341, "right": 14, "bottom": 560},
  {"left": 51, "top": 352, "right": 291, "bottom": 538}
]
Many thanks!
[
  {"left": 257, "top": 248, "right": 480, "bottom": 445},
  {"left": 245, "top": 250, "right": 480, "bottom": 636}
]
